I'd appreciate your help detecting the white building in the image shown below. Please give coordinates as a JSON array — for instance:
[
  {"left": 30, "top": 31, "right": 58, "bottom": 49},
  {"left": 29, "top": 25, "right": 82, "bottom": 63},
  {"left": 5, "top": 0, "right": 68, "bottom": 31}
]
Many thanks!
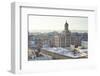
[{"left": 81, "top": 41, "right": 88, "bottom": 49}]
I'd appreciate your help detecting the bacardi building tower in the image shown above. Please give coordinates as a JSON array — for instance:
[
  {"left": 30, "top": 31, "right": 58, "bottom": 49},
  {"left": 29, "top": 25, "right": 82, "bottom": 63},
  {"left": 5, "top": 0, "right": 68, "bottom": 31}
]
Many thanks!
[
  {"left": 51, "top": 20, "right": 71, "bottom": 48},
  {"left": 64, "top": 21, "right": 71, "bottom": 47}
]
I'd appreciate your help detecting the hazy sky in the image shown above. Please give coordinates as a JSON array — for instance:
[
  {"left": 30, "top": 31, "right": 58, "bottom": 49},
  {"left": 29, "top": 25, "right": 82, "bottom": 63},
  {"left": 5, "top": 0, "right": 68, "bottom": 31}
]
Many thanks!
[{"left": 29, "top": 15, "right": 88, "bottom": 33}]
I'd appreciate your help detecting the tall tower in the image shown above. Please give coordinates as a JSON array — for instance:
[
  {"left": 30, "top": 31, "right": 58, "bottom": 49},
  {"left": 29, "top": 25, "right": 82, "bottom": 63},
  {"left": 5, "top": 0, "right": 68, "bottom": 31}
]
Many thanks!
[{"left": 65, "top": 21, "right": 71, "bottom": 47}]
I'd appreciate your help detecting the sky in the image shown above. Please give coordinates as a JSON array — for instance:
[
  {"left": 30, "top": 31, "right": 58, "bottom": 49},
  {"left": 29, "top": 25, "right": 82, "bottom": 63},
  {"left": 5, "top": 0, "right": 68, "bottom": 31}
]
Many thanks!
[{"left": 29, "top": 15, "right": 88, "bottom": 33}]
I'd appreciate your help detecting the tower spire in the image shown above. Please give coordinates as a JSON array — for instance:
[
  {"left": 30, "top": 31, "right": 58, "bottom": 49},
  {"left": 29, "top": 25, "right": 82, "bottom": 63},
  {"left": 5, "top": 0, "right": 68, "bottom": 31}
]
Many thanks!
[{"left": 65, "top": 20, "right": 69, "bottom": 31}]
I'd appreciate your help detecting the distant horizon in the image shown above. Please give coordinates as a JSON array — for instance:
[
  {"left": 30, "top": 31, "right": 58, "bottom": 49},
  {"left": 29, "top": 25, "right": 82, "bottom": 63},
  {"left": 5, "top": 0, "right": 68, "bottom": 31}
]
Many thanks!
[{"left": 29, "top": 30, "right": 88, "bottom": 34}]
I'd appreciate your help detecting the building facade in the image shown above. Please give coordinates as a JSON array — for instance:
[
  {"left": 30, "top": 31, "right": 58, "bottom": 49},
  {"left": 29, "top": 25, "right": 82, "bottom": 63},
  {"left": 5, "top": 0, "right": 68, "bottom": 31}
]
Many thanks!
[
  {"left": 53, "top": 21, "right": 71, "bottom": 48},
  {"left": 64, "top": 21, "right": 71, "bottom": 47}
]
